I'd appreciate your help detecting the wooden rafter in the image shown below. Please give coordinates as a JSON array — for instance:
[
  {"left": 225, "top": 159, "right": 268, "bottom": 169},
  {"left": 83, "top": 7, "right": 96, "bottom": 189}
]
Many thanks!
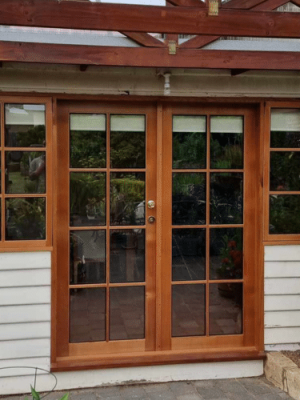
[
  {"left": 121, "top": 32, "right": 166, "bottom": 48},
  {"left": 167, "top": 0, "right": 205, "bottom": 6},
  {"left": 1, "top": 0, "right": 300, "bottom": 39},
  {"left": 180, "top": 0, "right": 295, "bottom": 48},
  {"left": 2, "top": 41, "right": 300, "bottom": 70}
]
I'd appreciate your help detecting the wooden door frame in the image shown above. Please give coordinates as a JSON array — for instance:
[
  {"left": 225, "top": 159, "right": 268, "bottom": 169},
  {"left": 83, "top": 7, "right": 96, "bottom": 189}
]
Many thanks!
[{"left": 51, "top": 99, "right": 264, "bottom": 372}]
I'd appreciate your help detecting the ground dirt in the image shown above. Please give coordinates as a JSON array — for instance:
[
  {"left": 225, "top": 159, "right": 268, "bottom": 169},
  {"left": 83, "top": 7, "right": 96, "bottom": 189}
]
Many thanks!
[{"left": 282, "top": 350, "right": 300, "bottom": 368}]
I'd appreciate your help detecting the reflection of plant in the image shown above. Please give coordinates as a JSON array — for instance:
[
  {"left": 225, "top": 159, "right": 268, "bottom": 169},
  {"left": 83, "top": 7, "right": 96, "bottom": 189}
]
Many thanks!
[
  {"left": 70, "top": 173, "right": 105, "bottom": 220},
  {"left": 217, "top": 234, "right": 243, "bottom": 279},
  {"left": 211, "top": 135, "right": 243, "bottom": 169},
  {"left": 173, "top": 132, "right": 206, "bottom": 168},
  {"left": 270, "top": 195, "right": 300, "bottom": 234},
  {"left": 17, "top": 125, "right": 45, "bottom": 147},
  {"left": 71, "top": 131, "right": 106, "bottom": 168},
  {"left": 270, "top": 152, "right": 300, "bottom": 191},
  {"left": 7, "top": 198, "right": 45, "bottom": 240}
]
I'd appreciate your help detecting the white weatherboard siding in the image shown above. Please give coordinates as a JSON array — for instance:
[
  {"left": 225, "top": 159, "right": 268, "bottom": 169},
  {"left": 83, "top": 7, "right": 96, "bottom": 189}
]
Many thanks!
[
  {"left": 265, "top": 245, "right": 300, "bottom": 351},
  {"left": 0, "top": 252, "right": 51, "bottom": 393}
]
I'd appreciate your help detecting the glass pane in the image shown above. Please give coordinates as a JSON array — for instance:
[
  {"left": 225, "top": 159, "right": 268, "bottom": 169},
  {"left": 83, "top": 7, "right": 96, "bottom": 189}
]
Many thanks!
[
  {"left": 172, "top": 284, "right": 205, "bottom": 337},
  {"left": 210, "top": 228, "right": 243, "bottom": 280},
  {"left": 209, "top": 283, "right": 243, "bottom": 335},
  {"left": 110, "top": 230, "right": 145, "bottom": 283},
  {"left": 110, "top": 173, "right": 145, "bottom": 226},
  {"left": 6, "top": 198, "right": 46, "bottom": 240},
  {"left": 70, "top": 231, "right": 106, "bottom": 285},
  {"left": 173, "top": 116, "right": 206, "bottom": 169},
  {"left": 172, "top": 229, "right": 206, "bottom": 281},
  {"left": 70, "top": 288, "right": 106, "bottom": 343},
  {"left": 173, "top": 173, "right": 206, "bottom": 225},
  {"left": 210, "top": 173, "right": 243, "bottom": 225},
  {"left": 270, "top": 152, "right": 300, "bottom": 191},
  {"left": 270, "top": 195, "right": 300, "bottom": 234},
  {"left": 210, "top": 116, "right": 243, "bottom": 169},
  {"left": 70, "top": 172, "right": 106, "bottom": 227},
  {"left": 110, "top": 115, "right": 145, "bottom": 168},
  {"left": 110, "top": 287, "right": 145, "bottom": 340},
  {"left": 271, "top": 109, "right": 300, "bottom": 148},
  {"left": 6, "top": 152, "right": 46, "bottom": 194},
  {"left": 70, "top": 114, "right": 106, "bottom": 168},
  {"left": 5, "top": 104, "right": 45, "bottom": 147}
]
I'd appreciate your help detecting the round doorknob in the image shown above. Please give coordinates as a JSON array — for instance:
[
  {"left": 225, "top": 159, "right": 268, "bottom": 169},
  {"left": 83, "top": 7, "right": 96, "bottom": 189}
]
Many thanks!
[
  {"left": 148, "top": 216, "right": 156, "bottom": 223},
  {"left": 147, "top": 200, "right": 155, "bottom": 209}
]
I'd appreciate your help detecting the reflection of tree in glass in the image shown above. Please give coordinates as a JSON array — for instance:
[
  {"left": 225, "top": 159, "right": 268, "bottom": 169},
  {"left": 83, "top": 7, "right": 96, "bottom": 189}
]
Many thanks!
[
  {"left": 270, "top": 152, "right": 300, "bottom": 191},
  {"left": 111, "top": 175, "right": 145, "bottom": 225},
  {"left": 173, "top": 132, "right": 206, "bottom": 169},
  {"left": 211, "top": 133, "right": 243, "bottom": 169},
  {"left": 16, "top": 125, "right": 45, "bottom": 147},
  {"left": 172, "top": 174, "right": 206, "bottom": 225},
  {"left": 70, "top": 130, "right": 106, "bottom": 168},
  {"left": 70, "top": 173, "right": 105, "bottom": 224},
  {"left": 270, "top": 195, "right": 300, "bottom": 234},
  {"left": 271, "top": 131, "right": 300, "bottom": 148},
  {"left": 110, "top": 131, "right": 145, "bottom": 168},
  {"left": 6, "top": 198, "right": 46, "bottom": 240}
]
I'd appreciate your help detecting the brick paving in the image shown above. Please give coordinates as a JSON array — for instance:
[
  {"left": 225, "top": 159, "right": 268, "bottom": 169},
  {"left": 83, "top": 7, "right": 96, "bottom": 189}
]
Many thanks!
[{"left": 0, "top": 377, "right": 293, "bottom": 400}]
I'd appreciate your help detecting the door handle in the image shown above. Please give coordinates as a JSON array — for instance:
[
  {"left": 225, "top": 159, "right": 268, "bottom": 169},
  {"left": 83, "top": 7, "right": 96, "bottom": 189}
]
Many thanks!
[
  {"left": 148, "top": 216, "right": 156, "bottom": 223},
  {"left": 147, "top": 200, "right": 155, "bottom": 209}
]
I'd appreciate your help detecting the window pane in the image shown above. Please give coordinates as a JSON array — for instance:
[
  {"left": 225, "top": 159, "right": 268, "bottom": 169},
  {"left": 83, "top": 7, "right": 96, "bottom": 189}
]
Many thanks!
[
  {"left": 172, "top": 284, "right": 205, "bottom": 337},
  {"left": 210, "top": 173, "right": 243, "bottom": 224},
  {"left": 70, "top": 288, "right": 106, "bottom": 343},
  {"left": 110, "top": 287, "right": 145, "bottom": 340},
  {"left": 270, "top": 152, "right": 300, "bottom": 191},
  {"left": 173, "top": 116, "right": 206, "bottom": 169},
  {"left": 209, "top": 283, "right": 243, "bottom": 335},
  {"left": 173, "top": 173, "right": 206, "bottom": 225},
  {"left": 172, "top": 229, "right": 206, "bottom": 281},
  {"left": 6, "top": 198, "right": 46, "bottom": 240},
  {"left": 5, "top": 104, "right": 45, "bottom": 147},
  {"left": 210, "top": 228, "right": 243, "bottom": 280},
  {"left": 110, "top": 173, "right": 145, "bottom": 226},
  {"left": 70, "top": 231, "right": 106, "bottom": 285},
  {"left": 110, "top": 230, "right": 145, "bottom": 283},
  {"left": 70, "top": 172, "right": 106, "bottom": 227},
  {"left": 110, "top": 115, "right": 145, "bottom": 168},
  {"left": 270, "top": 195, "right": 300, "bottom": 234},
  {"left": 210, "top": 116, "right": 243, "bottom": 169},
  {"left": 271, "top": 109, "right": 300, "bottom": 148},
  {"left": 6, "top": 152, "right": 46, "bottom": 194},
  {"left": 70, "top": 114, "right": 106, "bottom": 168}
]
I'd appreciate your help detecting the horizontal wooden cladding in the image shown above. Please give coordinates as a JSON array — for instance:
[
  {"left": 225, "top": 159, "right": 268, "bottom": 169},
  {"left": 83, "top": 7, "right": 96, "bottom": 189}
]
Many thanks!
[
  {"left": 265, "top": 327, "right": 300, "bottom": 344},
  {"left": 0, "top": 322, "right": 50, "bottom": 341},
  {"left": 0, "top": 338, "right": 50, "bottom": 360},
  {"left": 3, "top": 42, "right": 300, "bottom": 71},
  {"left": 0, "top": 357, "right": 50, "bottom": 377},
  {"left": 0, "top": 286, "right": 50, "bottom": 306},
  {"left": 265, "top": 295, "right": 300, "bottom": 311},
  {"left": 52, "top": 348, "right": 265, "bottom": 372},
  {"left": 265, "top": 244, "right": 300, "bottom": 261},
  {"left": 0, "top": 251, "right": 51, "bottom": 270},
  {"left": 1, "top": 0, "right": 300, "bottom": 38}
]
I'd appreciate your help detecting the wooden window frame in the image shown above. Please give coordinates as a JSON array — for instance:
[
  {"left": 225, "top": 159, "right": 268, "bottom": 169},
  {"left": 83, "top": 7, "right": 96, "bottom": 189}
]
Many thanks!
[
  {"left": 0, "top": 96, "right": 53, "bottom": 250},
  {"left": 264, "top": 101, "right": 300, "bottom": 243}
]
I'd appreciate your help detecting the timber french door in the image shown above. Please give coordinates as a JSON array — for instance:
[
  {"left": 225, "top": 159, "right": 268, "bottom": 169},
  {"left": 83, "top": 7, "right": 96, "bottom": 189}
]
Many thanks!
[{"left": 53, "top": 102, "right": 262, "bottom": 367}]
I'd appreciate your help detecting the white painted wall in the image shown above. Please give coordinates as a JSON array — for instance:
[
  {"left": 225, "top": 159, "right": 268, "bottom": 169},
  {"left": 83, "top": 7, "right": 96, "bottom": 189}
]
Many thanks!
[
  {"left": 0, "top": 252, "right": 51, "bottom": 393},
  {"left": 265, "top": 245, "right": 300, "bottom": 351}
]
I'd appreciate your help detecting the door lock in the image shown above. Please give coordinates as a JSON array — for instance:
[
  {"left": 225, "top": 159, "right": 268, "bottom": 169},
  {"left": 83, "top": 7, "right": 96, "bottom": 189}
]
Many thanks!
[{"left": 148, "top": 216, "right": 156, "bottom": 223}]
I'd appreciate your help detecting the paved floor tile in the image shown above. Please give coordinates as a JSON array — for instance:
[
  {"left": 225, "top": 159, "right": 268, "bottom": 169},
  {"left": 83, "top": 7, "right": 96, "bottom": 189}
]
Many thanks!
[{"left": 0, "top": 377, "right": 294, "bottom": 400}]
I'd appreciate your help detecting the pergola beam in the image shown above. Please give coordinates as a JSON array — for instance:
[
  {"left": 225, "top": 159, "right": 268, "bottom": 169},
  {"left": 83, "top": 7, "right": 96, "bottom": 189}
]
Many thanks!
[
  {"left": 1, "top": 0, "right": 300, "bottom": 39},
  {"left": 1, "top": 41, "right": 300, "bottom": 71}
]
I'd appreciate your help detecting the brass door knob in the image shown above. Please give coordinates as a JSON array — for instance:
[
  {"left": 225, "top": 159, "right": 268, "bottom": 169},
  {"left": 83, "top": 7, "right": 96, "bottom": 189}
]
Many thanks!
[{"left": 147, "top": 200, "right": 155, "bottom": 209}]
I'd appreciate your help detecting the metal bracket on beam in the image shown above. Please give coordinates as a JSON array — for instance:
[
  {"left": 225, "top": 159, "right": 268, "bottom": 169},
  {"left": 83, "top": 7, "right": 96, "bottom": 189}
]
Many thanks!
[
  {"left": 168, "top": 40, "right": 177, "bottom": 55},
  {"left": 208, "top": 0, "right": 219, "bottom": 16}
]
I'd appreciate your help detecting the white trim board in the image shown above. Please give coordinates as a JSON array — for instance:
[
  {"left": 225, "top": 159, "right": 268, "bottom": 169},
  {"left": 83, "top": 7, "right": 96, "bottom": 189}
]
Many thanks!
[{"left": 0, "top": 360, "right": 264, "bottom": 396}]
